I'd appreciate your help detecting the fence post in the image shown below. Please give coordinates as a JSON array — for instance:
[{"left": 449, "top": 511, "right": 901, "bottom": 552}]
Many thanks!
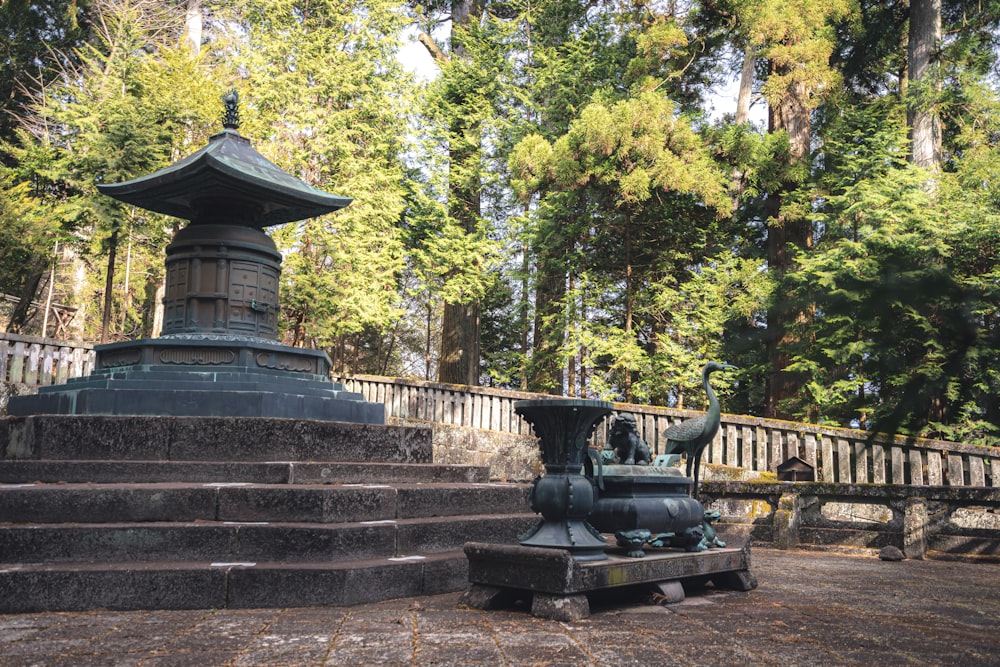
[
  {"left": 0, "top": 339, "right": 9, "bottom": 383},
  {"left": 837, "top": 439, "right": 852, "bottom": 484},
  {"left": 821, "top": 435, "right": 835, "bottom": 482},
  {"left": 903, "top": 497, "right": 928, "bottom": 559},
  {"left": 927, "top": 452, "right": 943, "bottom": 485}
]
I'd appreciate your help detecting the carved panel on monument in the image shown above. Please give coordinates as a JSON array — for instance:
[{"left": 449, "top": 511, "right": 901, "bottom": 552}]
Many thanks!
[
  {"left": 256, "top": 352, "right": 317, "bottom": 374},
  {"left": 160, "top": 348, "right": 237, "bottom": 365},
  {"left": 98, "top": 348, "right": 142, "bottom": 369},
  {"left": 229, "top": 260, "right": 278, "bottom": 337}
]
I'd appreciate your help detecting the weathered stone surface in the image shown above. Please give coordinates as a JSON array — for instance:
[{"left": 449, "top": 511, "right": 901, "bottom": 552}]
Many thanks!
[
  {"left": 0, "top": 460, "right": 287, "bottom": 484},
  {"left": 216, "top": 485, "right": 396, "bottom": 523},
  {"left": 0, "top": 460, "right": 489, "bottom": 485},
  {"left": 773, "top": 492, "right": 801, "bottom": 550},
  {"left": 651, "top": 580, "right": 685, "bottom": 604},
  {"left": 394, "top": 483, "right": 530, "bottom": 519},
  {"left": 4, "top": 549, "right": 1000, "bottom": 666},
  {"left": 927, "top": 534, "right": 1000, "bottom": 557},
  {"left": 225, "top": 557, "right": 458, "bottom": 608},
  {"left": 0, "top": 524, "right": 238, "bottom": 563},
  {"left": 396, "top": 515, "right": 537, "bottom": 554},
  {"left": 0, "top": 564, "right": 229, "bottom": 613},
  {"left": 0, "top": 415, "right": 432, "bottom": 464},
  {"left": 26, "top": 416, "right": 174, "bottom": 460},
  {"left": 458, "top": 583, "right": 524, "bottom": 610},
  {"left": 879, "top": 545, "right": 905, "bottom": 561},
  {"left": 531, "top": 593, "right": 590, "bottom": 621},
  {"left": 797, "top": 527, "right": 899, "bottom": 550},
  {"left": 464, "top": 540, "right": 755, "bottom": 596},
  {"left": 903, "top": 496, "right": 928, "bottom": 559},
  {"left": 703, "top": 481, "right": 1000, "bottom": 561},
  {"left": 429, "top": 422, "right": 541, "bottom": 482},
  {"left": 0, "top": 484, "right": 218, "bottom": 523},
  {"left": 233, "top": 524, "right": 397, "bottom": 562},
  {"left": 169, "top": 417, "right": 431, "bottom": 463},
  {"left": 290, "top": 462, "right": 489, "bottom": 485}
]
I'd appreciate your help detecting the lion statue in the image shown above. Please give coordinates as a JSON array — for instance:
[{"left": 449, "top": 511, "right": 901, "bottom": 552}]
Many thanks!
[{"left": 608, "top": 413, "right": 652, "bottom": 465}]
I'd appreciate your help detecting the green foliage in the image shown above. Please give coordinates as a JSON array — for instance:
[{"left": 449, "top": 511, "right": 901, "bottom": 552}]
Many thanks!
[
  {"left": 0, "top": 0, "right": 93, "bottom": 148},
  {"left": 2, "top": 0, "right": 999, "bottom": 446},
  {"left": 3, "top": 0, "right": 216, "bottom": 338},
  {"left": 784, "top": 96, "right": 1000, "bottom": 442},
  {"left": 218, "top": 0, "right": 412, "bottom": 367}
]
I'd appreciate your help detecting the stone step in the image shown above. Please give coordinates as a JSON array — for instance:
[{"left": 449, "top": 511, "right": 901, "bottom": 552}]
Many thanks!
[
  {"left": 0, "top": 514, "right": 539, "bottom": 564},
  {"left": 0, "top": 482, "right": 531, "bottom": 524},
  {"left": 0, "top": 460, "right": 490, "bottom": 485},
  {"left": 0, "top": 552, "right": 472, "bottom": 613},
  {"left": 1, "top": 415, "right": 431, "bottom": 463}
]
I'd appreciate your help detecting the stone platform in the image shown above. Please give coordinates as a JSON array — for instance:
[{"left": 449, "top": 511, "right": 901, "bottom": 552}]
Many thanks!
[
  {"left": 460, "top": 540, "right": 757, "bottom": 620},
  {"left": 6, "top": 335, "right": 384, "bottom": 424}
]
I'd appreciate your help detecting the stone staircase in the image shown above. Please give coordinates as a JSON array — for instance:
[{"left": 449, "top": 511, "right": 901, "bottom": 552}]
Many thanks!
[{"left": 0, "top": 415, "right": 537, "bottom": 613}]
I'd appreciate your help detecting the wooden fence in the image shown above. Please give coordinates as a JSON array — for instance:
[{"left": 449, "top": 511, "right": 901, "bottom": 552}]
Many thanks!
[
  {"left": 2, "top": 338, "right": 996, "bottom": 489},
  {"left": 0, "top": 333, "right": 95, "bottom": 389},
  {"left": 336, "top": 374, "right": 1000, "bottom": 488}
]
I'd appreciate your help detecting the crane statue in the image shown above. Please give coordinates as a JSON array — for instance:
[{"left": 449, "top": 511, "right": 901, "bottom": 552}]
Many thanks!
[{"left": 663, "top": 361, "right": 737, "bottom": 499}]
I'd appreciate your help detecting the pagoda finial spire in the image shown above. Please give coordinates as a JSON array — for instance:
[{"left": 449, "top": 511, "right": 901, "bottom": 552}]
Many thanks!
[{"left": 222, "top": 88, "right": 240, "bottom": 130}]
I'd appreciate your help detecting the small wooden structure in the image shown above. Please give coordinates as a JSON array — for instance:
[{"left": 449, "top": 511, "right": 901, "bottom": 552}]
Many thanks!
[{"left": 777, "top": 456, "right": 816, "bottom": 482}]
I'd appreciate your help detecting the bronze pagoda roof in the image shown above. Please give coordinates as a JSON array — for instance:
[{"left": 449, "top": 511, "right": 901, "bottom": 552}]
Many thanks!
[{"left": 96, "top": 129, "right": 352, "bottom": 228}]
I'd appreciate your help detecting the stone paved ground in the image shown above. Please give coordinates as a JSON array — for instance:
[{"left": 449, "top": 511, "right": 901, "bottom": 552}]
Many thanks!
[{"left": 2, "top": 548, "right": 999, "bottom": 666}]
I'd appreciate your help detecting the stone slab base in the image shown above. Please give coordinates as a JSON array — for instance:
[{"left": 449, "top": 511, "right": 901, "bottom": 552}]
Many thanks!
[
  {"left": 460, "top": 540, "right": 756, "bottom": 620},
  {"left": 1, "top": 415, "right": 432, "bottom": 463},
  {"left": 0, "top": 553, "right": 471, "bottom": 613}
]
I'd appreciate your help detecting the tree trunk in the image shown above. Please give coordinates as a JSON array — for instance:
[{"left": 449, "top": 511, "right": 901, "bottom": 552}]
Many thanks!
[
  {"left": 735, "top": 46, "right": 755, "bottom": 125},
  {"left": 527, "top": 260, "right": 566, "bottom": 394},
  {"left": 184, "top": 0, "right": 202, "bottom": 56},
  {"left": 439, "top": 301, "right": 480, "bottom": 385},
  {"left": 5, "top": 264, "right": 44, "bottom": 334},
  {"left": 100, "top": 227, "right": 119, "bottom": 344},
  {"left": 908, "top": 0, "right": 942, "bottom": 169},
  {"left": 765, "top": 75, "right": 812, "bottom": 420},
  {"left": 435, "top": 0, "right": 485, "bottom": 386}
]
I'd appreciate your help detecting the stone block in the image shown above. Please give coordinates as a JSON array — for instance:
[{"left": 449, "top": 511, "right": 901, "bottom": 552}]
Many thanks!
[
  {"left": 904, "top": 496, "right": 928, "bottom": 560},
  {"left": 289, "top": 462, "right": 489, "bottom": 485},
  {"left": 226, "top": 559, "right": 430, "bottom": 608},
  {"left": 0, "top": 565, "right": 228, "bottom": 613},
  {"left": 395, "top": 484, "right": 530, "bottom": 519},
  {"left": 430, "top": 423, "right": 541, "bottom": 482},
  {"left": 0, "top": 460, "right": 293, "bottom": 485},
  {"left": 397, "top": 515, "right": 538, "bottom": 554},
  {"left": 169, "top": 418, "right": 432, "bottom": 463},
  {"left": 31, "top": 416, "right": 173, "bottom": 460},
  {"left": 464, "top": 541, "right": 755, "bottom": 596},
  {"left": 531, "top": 593, "right": 590, "bottom": 621},
  {"left": 233, "top": 524, "right": 396, "bottom": 561},
  {"left": 421, "top": 551, "right": 471, "bottom": 595},
  {"left": 651, "top": 580, "right": 685, "bottom": 604},
  {"left": 0, "top": 524, "right": 238, "bottom": 563},
  {"left": 0, "top": 485, "right": 218, "bottom": 523},
  {"left": 216, "top": 486, "right": 396, "bottom": 523},
  {"left": 773, "top": 492, "right": 801, "bottom": 550}
]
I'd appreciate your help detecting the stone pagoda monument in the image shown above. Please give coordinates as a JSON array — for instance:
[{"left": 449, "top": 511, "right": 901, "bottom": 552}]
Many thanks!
[{"left": 9, "top": 91, "right": 383, "bottom": 424}]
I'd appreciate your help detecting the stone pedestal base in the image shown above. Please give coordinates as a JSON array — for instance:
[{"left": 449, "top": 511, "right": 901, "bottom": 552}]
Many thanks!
[
  {"left": 460, "top": 540, "right": 756, "bottom": 620},
  {"left": 8, "top": 335, "right": 384, "bottom": 425}
]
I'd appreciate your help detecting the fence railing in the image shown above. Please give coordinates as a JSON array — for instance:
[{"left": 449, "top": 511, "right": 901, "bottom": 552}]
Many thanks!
[
  {"left": 336, "top": 374, "right": 1000, "bottom": 488},
  {"left": 2, "top": 341, "right": 996, "bottom": 489},
  {"left": 0, "top": 333, "right": 95, "bottom": 389}
]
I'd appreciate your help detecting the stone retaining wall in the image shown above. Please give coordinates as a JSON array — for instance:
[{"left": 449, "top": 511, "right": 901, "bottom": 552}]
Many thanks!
[{"left": 394, "top": 419, "right": 541, "bottom": 482}]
